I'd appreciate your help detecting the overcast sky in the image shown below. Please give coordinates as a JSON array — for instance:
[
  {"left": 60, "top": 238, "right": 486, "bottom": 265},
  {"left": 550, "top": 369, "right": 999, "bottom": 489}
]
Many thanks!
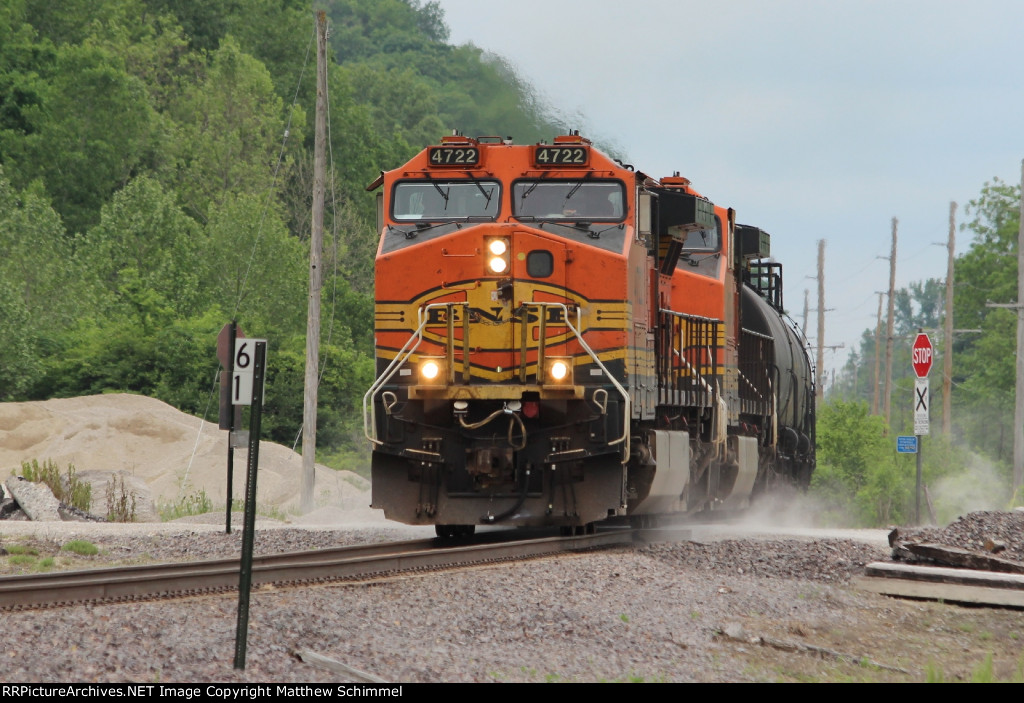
[{"left": 434, "top": 0, "right": 1024, "bottom": 381}]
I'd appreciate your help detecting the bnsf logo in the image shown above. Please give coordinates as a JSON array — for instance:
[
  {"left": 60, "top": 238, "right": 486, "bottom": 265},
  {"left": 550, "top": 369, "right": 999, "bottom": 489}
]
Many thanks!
[{"left": 425, "top": 306, "right": 567, "bottom": 326}]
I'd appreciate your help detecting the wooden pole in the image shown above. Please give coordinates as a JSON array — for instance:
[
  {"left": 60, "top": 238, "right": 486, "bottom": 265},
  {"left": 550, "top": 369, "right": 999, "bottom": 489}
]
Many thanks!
[
  {"left": 816, "top": 240, "right": 825, "bottom": 401},
  {"left": 802, "top": 289, "right": 809, "bottom": 337},
  {"left": 883, "top": 218, "right": 898, "bottom": 426},
  {"left": 873, "top": 292, "right": 883, "bottom": 415},
  {"left": 943, "top": 202, "right": 955, "bottom": 436},
  {"left": 1014, "top": 160, "right": 1024, "bottom": 495},
  {"left": 302, "top": 10, "right": 328, "bottom": 512}
]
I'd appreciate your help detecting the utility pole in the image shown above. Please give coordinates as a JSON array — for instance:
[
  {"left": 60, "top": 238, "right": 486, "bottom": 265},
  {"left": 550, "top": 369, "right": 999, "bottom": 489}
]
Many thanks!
[
  {"left": 302, "top": 10, "right": 328, "bottom": 512},
  {"left": 873, "top": 292, "right": 884, "bottom": 415},
  {"left": 943, "top": 202, "right": 956, "bottom": 436},
  {"left": 816, "top": 240, "right": 825, "bottom": 401},
  {"left": 883, "top": 218, "right": 898, "bottom": 426},
  {"left": 1016, "top": 159, "right": 1024, "bottom": 495},
  {"left": 802, "top": 289, "right": 809, "bottom": 338}
]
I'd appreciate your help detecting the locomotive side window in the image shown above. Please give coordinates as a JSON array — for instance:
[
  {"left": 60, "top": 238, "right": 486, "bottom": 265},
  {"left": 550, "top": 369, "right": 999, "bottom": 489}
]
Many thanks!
[
  {"left": 526, "top": 250, "right": 554, "bottom": 278},
  {"left": 671, "top": 224, "right": 719, "bottom": 252},
  {"left": 512, "top": 180, "right": 624, "bottom": 221},
  {"left": 392, "top": 180, "right": 500, "bottom": 221}
]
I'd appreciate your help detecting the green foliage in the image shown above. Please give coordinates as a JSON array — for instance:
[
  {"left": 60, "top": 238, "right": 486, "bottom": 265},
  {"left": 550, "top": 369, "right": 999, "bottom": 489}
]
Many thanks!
[
  {"left": 9, "top": 42, "right": 157, "bottom": 233},
  {"left": 813, "top": 401, "right": 902, "bottom": 526},
  {"left": 105, "top": 475, "right": 138, "bottom": 523},
  {"left": 171, "top": 36, "right": 297, "bottom": 220},
  {"left": 0, "top": 171, "right": 85, "bottom": 399},
  {"left": 18, "top": 459, "right": 92, "bottom": 512},
  {"left": 813, "top": 400, "right": 910, "bottom": 525},
  {"left": 5, "top": 545, "right": 38, "bottom": 556},
  {"left": 0, "top": 0, "right": 573, "bottom": 462},
  {"left": 78, "top": 175, "right": 204, "bottom": 322},
  {"left": 204, "top": 194, "right": 306, "bottom": 334},
  {"left": 261, "top": 338, "right": 375, "bottom": 452},
  {"left": 61, "top": 540, "right": 99, "bottom": 556},
  {"left": 831, "top": 175, "right": 1023, "bottom": 509},
  {"left": 35, "top": 310, "right": 222, "bottom": 416},
  {"left": 158, "top": 489, "right": 213, "bottom": 521},
  {"left": 814, "top": 400, "right": 989, "bottom": 525},
  {"left": 317, "top": 445, "right": 372, "bottom": 480}
]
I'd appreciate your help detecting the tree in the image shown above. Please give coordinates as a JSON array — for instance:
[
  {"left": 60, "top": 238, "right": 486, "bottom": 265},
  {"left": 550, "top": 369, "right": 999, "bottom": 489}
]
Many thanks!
[
  {"left": 77, "top": 176, "right": 204, "bottom": 324},
  {"left": 951, "top": 179, "right": 1021, "bottom": 462},
  {"left": 204, "top": 193, "right": 307, "bottom": 336},
  {"left": 0, "top": 170, "right": 79, "bottom": 398},
  {"left": 170, "top": 36, "right": 299, "bottom": 221},
  {"left": 3, "top": 41, "right": 158, "bottom": 233}
]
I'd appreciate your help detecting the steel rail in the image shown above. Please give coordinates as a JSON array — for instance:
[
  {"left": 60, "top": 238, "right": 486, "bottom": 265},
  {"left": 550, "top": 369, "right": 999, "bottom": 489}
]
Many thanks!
[{"left": 0, "top": 530, "right": 634, "bottom": 611}]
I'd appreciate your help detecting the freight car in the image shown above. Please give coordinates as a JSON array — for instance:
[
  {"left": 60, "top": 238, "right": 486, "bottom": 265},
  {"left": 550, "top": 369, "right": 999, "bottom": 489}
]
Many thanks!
[{"left": 364, "top": 132, "right": 814, "bottom": 536}]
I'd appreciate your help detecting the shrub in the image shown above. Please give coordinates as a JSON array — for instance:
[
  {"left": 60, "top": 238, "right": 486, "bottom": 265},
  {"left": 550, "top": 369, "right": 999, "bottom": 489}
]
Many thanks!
[
  {"left": 105, "top": 474, "right": 138, "bottom": 523},
  {"left": 18, "top": 459, "right": 91, "bottom": 512},
  {"left": 158, "top": 490, "right": 214, "bottom": 521}
]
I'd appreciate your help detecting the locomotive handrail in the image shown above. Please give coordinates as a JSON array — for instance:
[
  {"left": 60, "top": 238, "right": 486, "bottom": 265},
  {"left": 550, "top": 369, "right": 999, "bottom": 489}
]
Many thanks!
[
  {"left": 517, "top": 301, "right": 631, "bottom": 460},
  {"left": 363, "top": 302, "right": 469, "bottom": 445},
  {"left": 364, "top": 299, "right": 632, "bottom": 462}
]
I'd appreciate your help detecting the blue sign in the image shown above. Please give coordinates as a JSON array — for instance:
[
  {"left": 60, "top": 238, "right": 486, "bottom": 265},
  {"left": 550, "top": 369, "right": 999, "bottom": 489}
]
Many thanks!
[{"left": 897, "top": 436, "right": 918, "bottom": 454}]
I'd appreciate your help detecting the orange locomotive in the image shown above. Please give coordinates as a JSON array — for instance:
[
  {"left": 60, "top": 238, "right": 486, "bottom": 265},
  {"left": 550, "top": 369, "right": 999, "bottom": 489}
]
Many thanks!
[{"left": 364, "top": 132, "right": 814, "bottom": 536}]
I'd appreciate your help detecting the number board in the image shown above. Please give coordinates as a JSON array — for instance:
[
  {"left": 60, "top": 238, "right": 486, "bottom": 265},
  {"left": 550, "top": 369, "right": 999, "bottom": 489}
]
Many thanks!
[
  {"left": 428, "top": 146, "right": 480, "bottom": 167},
  {"left": 232, "top": 338, "right": 266, "bottom": 406},
  {"left": 534, "top": 146, "right": 589, "bottom": 166}
]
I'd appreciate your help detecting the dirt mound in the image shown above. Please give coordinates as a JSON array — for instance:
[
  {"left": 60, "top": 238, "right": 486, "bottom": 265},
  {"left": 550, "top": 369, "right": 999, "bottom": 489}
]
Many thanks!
[{"left": 0, "top": 393, "right": 376, "bottom": 523}]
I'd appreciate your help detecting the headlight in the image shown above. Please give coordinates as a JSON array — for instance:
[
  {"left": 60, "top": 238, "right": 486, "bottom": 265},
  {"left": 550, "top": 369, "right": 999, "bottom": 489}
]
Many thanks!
[
  {"left": 419, "top": 358, "right": 444, "bottom": 383},
  {"left": 549, "top": 360, "right": 569, "bottom": 381},
  {"left": 485, "top": 237, "right": 510, "bottom": 275},
  {"left": 488, "top": 256, "right": 508, "bottom": 273},
  {"left": 544, "top": 358, "right": 573, "bottom": 386}
]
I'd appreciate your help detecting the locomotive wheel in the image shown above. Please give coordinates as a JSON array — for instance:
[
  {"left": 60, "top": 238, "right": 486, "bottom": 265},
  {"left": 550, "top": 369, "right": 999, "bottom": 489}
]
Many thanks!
[
  {"left": 560, "top": 524, "right": 596, "bottom": 536},
  {"left": 435, "top": 524, "right": 475, "bottom": 539}
]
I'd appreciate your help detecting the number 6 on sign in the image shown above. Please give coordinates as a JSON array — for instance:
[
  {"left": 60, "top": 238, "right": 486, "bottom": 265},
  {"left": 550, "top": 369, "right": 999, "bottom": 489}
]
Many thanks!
[{"left": 232, "top": 339, "right": 266, "bottom": 405}]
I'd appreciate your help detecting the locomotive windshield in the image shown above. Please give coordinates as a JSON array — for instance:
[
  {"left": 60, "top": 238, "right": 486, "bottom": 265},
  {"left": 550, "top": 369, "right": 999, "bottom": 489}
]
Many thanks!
[
  {"left": 512, "top": 180, "right": 625, "bottom": 220},
  {"left": 392, "top": 180, "right": 500, "bottom": 221}
]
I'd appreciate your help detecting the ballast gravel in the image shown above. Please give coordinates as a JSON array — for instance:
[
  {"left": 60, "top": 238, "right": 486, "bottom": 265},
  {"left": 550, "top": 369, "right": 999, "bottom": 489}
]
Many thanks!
[{"left": 1, "top": 511, "right": 1023, "bottom": 683}]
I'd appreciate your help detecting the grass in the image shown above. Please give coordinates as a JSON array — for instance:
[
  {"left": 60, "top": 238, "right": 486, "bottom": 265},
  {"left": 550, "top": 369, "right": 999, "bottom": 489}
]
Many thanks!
[
  {"left": 158, "top": 490, "right": 291, "bottom": 523},
  {"left": 926, "top": 654, "right": 1022, "bottom": 683},
  {"left": 62, "top": 540, "right": 98, "bottom": 556},
  {"left": 17, "top": 458, "right": 92, "bottom": 512},
  {"left": 158, "top": 489, "right": 214, "bottom": 521},
  {"left": 6, "top": 545, "right": 39, "bottom": 556},
  {"left": 1, "top": 538, "right": 106, "bottom": 575}
]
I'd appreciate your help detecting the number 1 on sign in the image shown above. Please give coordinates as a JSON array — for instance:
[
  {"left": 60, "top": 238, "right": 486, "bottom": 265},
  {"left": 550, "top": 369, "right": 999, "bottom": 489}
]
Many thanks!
[{"left": 233, "top": 371, "right": 254, "bottom": 405}]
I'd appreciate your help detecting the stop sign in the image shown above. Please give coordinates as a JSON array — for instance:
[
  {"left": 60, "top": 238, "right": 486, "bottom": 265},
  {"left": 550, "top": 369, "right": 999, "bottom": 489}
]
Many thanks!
[{"left": 912, "top": 332, "right": 933, "bottom": 378}]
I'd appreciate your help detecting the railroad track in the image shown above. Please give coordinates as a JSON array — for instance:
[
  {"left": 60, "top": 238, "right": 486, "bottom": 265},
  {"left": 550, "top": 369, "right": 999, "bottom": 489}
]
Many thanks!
[{"left": 0, "top": 528, "right": 635, "bottom": 610}]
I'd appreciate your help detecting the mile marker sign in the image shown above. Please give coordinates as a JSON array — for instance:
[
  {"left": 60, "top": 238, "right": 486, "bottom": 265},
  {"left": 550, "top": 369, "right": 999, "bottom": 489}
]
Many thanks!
[{"left": 912, "top": 332, "right": 933, "bottom": 378}]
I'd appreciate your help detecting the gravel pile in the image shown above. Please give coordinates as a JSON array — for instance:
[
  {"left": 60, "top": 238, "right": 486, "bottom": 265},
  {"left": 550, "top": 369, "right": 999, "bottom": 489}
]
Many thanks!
[
  {"left": 641, "top": 538, "right": 885, "bottom": 583},
  {"left": 892, "top": 510, "right": 1024, "bottom": 562}
]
